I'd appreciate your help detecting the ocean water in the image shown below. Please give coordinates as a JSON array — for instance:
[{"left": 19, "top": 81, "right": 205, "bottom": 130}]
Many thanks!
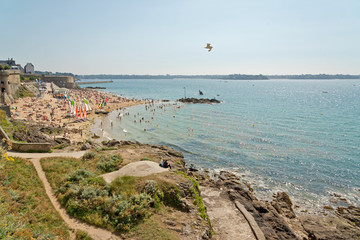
[{"left": 82, "top": 79, "right": 360, "bottom": 211}]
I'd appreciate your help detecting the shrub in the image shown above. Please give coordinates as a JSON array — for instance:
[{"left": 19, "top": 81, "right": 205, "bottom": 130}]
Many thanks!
[
  {"left": 82, "top": 152, "right": 96, "bottom": 161},
  {"left": 162, "top": 186, "right": 182, "bottom": 209},
  {"left": 107, "top": 193, "right": 152, "bottom": 231},
  {"left": 143, "top": 180, "right": 163, "bottom": 209},
  {"left": 75, "top": 230, "right": 93, "bottom": 240},
  {"left": 56, "top": 168, "right": 153, "bottom": 232},
  {"left": 97, "top": 154, "right": 122, "bottom": 173},
  {"left": 67, "top": 169, "right": 94, "bottom": 183}
]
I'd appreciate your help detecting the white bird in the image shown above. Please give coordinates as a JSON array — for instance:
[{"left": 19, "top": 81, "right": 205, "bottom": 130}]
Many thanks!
[{"left": 204, "top": 43, "right": 213, "bottom": 52}]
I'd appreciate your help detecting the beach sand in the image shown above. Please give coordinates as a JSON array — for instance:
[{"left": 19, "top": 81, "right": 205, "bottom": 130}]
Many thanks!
[{"left": 10, "top": 83, "right": 146, "bottom": 144}]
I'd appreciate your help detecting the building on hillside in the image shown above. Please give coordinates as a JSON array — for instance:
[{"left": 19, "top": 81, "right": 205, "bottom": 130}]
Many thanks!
[
  {"left": 0, "top": 58, "right": 23, "bottom": 72},
  {"left": 24, "top": 63, "right": 35, "bottom": 74},
  {"left": 0, "top": 58, "right": 15, "bottom": 66}
]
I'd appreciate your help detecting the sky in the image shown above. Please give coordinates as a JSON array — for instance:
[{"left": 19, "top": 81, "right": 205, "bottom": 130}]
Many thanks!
[{"left": 1, "top": 0, "right": 359, "bottom": 75}]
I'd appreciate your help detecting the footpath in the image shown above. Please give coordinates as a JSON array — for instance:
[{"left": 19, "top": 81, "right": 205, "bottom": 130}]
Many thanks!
[{"left": 8, "top": 151, "right": 122, "bottom": 240}]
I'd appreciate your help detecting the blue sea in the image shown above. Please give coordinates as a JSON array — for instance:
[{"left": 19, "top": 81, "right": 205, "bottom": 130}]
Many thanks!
[{"left": 81, "top": 79, "right": 360, "bottom": 212}]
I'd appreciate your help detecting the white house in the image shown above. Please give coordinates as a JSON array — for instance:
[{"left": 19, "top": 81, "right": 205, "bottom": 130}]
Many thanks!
[{"left": 24, "top": 63, "right": 34, "bottom": 74}]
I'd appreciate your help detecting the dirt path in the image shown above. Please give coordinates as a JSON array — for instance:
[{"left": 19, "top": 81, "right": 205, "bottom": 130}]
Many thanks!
[
  {"left": 8, "top": 151, "right": 122, "bottom": 240},
  {"left": 200, "top": 186, "right": 256, "bottom": 240}
]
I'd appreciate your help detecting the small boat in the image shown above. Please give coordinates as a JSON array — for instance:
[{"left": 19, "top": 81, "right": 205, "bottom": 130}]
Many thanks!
[
  {"left": 95, "top": 109, "right": 110, "bottom": 114},
  {"left": 199, "top": 90, "right": 204, "bottom": 95}
]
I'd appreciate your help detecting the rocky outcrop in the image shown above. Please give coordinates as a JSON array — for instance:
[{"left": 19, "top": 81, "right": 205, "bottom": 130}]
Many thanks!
[
  {"left": 192, "top": 170, "right": 360, "bottom": 240},
  {"left": 178, "top": 98, "right": 221, "bottom": 104},
  {"left": 272, "top": 192, "right": 296, "bottom": 219},
  {"left": 13, "top": 123, "right": 53, "bottom": 144},
  {"left": 85, "top": 86, "right": 106, "bottom": 89},
  {"left": 300, "top": 215, "right": 360, "bottom": 240}
]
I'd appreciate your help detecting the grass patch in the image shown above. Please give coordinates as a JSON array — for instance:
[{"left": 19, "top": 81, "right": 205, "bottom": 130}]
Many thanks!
[
  {"left": 51, "top": 143, "right": 70, "bottom": 150},
  {"left": 140, "top": 156, "right": 153, "bottom": 161},
  {"left": 175, "top": 171, "right": 210, "bottom": 225},
  {"left": 126, "top": 213, "right": 179, "bottom": 240},
  {"left": 41, "top": 154, "right": 202, "bottom": 235},
  {"left": 100, "top": 147, "right": 118, "bottom": 151},
  {"left": 110, "top": 176, "right": 137, "bottom": 197},
  {"left": 82, "top": 151, "right": 96, "bottom": 161},
  {"left": 75, "top": 230, "right": 93, "bottom": 240},
  {"left": 97, "top": 154, "right": 123, "bottom": 173},
  {"left": 56, "top": 168, "right": 152, "bottom": 231},
  {"left": 41, "top": 156, "right": 101, "bottom": 189},
  {"left": 0, "top": 110, "right": 12, "bottom": 138},
  {"left": 14, "top": 85, "right": 36, "bottom": 98},
  {"left": 0, "top": 156, "right": 69, "bottom": 239}
]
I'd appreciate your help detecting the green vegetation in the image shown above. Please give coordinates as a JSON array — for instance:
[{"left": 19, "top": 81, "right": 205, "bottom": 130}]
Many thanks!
[
  {"left": 175, "top": 171, "right": 211, "bottom": 225},
  {"left": 20, "top": 75, "right": 39, "bottom": 81},
  {"left": 0, "top": 64, "right": 10, "bottom": 70},
  {"left": 82, "top": 151, "right": 96, "bottom": 161},
  {"left": 14, "top": 85, "right": 36, "bottom": 98},
  {"left": 56, "top": 168, "right": 153, "bottom": 231},
  {"left": 41, "top": 153, "right": 202, "bottom": 235},
  {"left": 0, "top": 154, "right": 69, "bottom": 239},
  {"left": 51, "top": 143, "right": 70, "bottom": 150},
  {"left": 75, "top": 230, "right": 93, "bottom": 240},
  {"left": 0, "top": 111, "right": 29, "bottom": 142},
  {"left": 141, "top": 156, "right": 153, "bottom": 161},
  {"left": 97, "top": 154, "right": 122, "bottom": 173},
  {"left": 127, "top": 214, "right": 179, "bottom": 240},
  {"left": 0, "top": 110, "right": 11, "bottom": 137}
]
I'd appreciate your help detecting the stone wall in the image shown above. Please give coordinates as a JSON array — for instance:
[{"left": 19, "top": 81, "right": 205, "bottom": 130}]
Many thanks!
[
  {"left": 0, "top": 125, "right": 51, "bottom": 152},
  {"left": 0, "top": 70, "right": 21, "bottom": 104},
  {"left": 41, "top": 75, "right": 76, "bottom": 89},
  {"left": 21, "top": 74, "right": 77, "bottom": 89}
]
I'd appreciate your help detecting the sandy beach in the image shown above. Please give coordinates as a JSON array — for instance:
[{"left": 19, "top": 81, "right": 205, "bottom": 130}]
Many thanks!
[{"left": 10, "top": 83, "right": 147, "bottom": 143}]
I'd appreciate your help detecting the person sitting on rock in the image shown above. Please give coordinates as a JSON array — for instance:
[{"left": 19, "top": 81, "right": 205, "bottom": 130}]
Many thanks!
[
  {"left": 160, "top": 159, "right": 171, "bottom": 169},
  {"left": 159, "top": 159, "right": 164, "bottom": 167}
]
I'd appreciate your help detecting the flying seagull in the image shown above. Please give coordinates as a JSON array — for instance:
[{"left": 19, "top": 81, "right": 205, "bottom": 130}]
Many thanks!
[{"left": 204, "top": 43, "right": 213, "bottom": 52}]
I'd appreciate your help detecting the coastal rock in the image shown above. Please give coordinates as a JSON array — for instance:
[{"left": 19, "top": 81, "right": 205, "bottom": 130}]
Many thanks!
[
  {"left": 336, "top": 205, "right": 360, "bottom": 227},
  {"left": 155, "top": 145, "right": 184, "bottom": 158},
  {"left": 54, "top": 137, "right": 70, "bottom": 145},
  {"left": 80, "top": 142, "right": 92, "bottom": 150},
  {"left": 201, "top": 229, "right": 211, "bottom": 239},
  {"left": 85, "top": 86, "right": 106, "bottom": 89},
  {"left": 179, "top": 198, "right": 193, "bottom": 213},
  {"left": 178, "top": 181, "right": 195, "bottom": 198},
  {"left": 182, "top": 223, "right": 193, "bottom": 236},
  {"left": 271, "top": 192, "right": 296, "bottom": 219},
  {"left": 220, "top": 181, "right": 298, "bottom": 239},
  {"left": 103, "top": 139, "right": 120, "bottom": 147},
  {"left": 120, "top": 140, "right": 135, "bottom": 145},
  {"left": 12, "top": 122, "right": 53, "bottom": 144},
  {"left": 178, "top": 97, "right": 221, "bottom": 104},
  {"left": 300, "top": 215, "right": 360, "bottom": 240}
]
